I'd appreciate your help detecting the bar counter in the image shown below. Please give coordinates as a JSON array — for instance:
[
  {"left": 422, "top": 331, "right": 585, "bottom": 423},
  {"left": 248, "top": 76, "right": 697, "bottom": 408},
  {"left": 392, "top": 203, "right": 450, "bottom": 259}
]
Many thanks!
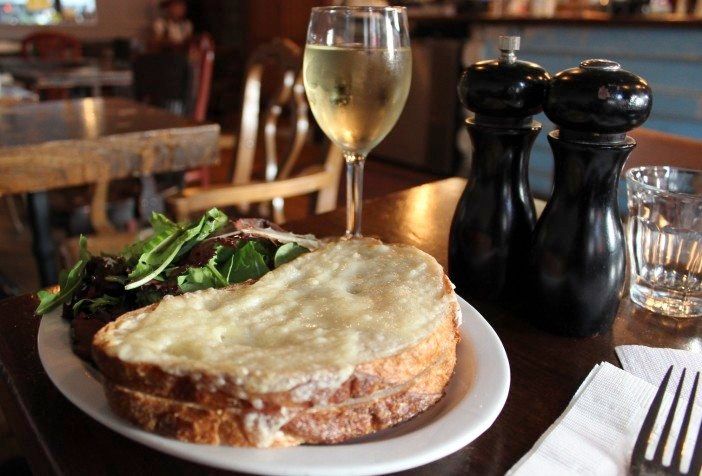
[
  {"left": 409, "top": 11, "right": 702, "bottom": 28},
  {"left": 404, "top": 10, "right": 702, "bottom": 199}
]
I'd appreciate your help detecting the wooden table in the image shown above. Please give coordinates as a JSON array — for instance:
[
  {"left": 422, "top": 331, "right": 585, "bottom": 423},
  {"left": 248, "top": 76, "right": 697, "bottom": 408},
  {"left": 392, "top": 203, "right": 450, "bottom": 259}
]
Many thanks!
[
  {"left": 0, "top": 178, "right": 700, "bottom": 475},
  {"left": 0, "top": 97, "right": 220, "bottom": 286},
  {"left": 0, "top": 58, "right": 132, "bottom": 97},
  {"left": 0, "top": 85, "right": 38, "bottom": 106}
]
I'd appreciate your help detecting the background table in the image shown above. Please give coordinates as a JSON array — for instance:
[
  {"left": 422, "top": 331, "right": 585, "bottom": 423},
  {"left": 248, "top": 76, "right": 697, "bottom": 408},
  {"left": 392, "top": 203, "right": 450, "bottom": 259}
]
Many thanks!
[
  {"left": 0, "top": 97, "right": 220, "bottom": 286},
  {"left": 0, "top": 178, "right": 700, "bottom": 475},
  {"left": 0, "top": 85, "right": 38, "bottom": 106},
  {"left": 0, "top": 57, "right": 132, "bottom": 97}
]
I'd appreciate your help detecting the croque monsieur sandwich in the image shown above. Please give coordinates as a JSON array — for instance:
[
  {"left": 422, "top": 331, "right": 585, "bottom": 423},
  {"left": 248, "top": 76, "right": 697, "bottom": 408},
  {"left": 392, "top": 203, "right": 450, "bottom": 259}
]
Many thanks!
[{"left": 92, "top": 238, "right": 461, "bottom": 447}]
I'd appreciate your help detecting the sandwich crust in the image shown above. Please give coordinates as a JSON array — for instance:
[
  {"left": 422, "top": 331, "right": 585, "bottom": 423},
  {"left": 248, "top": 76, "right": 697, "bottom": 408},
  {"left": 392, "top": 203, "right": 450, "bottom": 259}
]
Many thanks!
[{"left": 104, "top": 346, "right": 456, "bottom": 447}]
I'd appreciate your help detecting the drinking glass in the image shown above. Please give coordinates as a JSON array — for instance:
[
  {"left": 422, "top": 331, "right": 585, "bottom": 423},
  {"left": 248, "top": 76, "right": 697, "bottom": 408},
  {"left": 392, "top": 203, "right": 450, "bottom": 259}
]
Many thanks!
[
  {"left": 626, "top": 166, "right": 702, "bottom": 318},
  {"left": 303, "top": 6, "right": 411, "bottom": 237}
]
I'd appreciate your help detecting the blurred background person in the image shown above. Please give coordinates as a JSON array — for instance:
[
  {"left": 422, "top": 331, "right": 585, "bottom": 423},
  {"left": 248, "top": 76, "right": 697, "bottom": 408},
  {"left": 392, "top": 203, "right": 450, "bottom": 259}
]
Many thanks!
[{"left": 150, "top": 0, "right": 192, "bottom": 51}]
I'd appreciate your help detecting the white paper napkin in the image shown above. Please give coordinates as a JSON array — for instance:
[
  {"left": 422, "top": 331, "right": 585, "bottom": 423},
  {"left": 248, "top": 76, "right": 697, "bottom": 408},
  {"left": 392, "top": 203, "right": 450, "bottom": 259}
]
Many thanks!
[
  {"left": 616, "top": 345, "right": 702, "bottom": 406},
  {"left": 507, "top": 351, "right": 702, "bottom": 476},
  {"left": 507, "top": 362, "right": 654, "bottom": 475}
]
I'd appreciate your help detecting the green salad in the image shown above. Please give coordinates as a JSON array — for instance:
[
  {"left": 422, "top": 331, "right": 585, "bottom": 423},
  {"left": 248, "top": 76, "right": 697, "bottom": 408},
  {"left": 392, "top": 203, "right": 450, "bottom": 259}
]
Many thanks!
[{"left": 36, "top": 208, "right": 314, "bottom": 317}]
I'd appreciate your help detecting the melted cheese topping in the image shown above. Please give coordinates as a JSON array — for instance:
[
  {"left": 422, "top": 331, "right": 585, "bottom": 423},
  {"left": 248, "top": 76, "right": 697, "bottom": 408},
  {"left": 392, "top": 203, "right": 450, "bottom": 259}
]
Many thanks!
[{"left": 106, "top": 239, "right": 453, "bottom": 394}]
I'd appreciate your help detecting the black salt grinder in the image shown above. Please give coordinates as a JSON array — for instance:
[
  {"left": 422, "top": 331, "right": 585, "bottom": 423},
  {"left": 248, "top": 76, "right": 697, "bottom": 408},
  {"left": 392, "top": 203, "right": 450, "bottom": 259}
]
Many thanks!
[
  {"left": 449, "top": 36, "right": 550, "bottom": 301},
  {"left": 528, "top": 59, "right": 652, "bottom": 337}
]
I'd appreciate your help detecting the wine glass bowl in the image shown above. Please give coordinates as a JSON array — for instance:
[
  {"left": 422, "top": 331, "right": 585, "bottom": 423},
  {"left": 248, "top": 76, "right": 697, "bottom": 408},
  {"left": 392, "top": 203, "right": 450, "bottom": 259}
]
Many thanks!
[{"left": 303, "top": 6, "right": 411, "bottom": 237}]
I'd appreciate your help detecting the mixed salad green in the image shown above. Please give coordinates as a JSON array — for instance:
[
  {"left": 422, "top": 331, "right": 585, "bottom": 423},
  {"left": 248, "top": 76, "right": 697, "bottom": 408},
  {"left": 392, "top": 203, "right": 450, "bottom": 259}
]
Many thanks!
[{"left": 36, "top": 208, "right": 313, "bottom": 317}]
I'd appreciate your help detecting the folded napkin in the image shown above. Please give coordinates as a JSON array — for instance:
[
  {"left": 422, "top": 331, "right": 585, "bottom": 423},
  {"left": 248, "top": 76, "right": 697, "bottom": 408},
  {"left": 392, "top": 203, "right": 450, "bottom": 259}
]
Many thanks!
[
  {"left": 508, "top": 345, "right": 702, "bottom": 476},
  {"left": 616, "top": 345, "right": 702, "bottom": 406}
]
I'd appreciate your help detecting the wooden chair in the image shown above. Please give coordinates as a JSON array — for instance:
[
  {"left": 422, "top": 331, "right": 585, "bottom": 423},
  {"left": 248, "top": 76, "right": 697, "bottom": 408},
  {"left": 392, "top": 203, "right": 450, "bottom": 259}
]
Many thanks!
[
  {"left": 169, "top": 38, "right": 343, "bottom": 223},
  {"left": 231, "top": 39, "right": 307, "bottom": 185},
  {"left": 169, "top": 144, "right": 343, "bottom": 223},
  {"left": 60, "top": 161, "right": 138, "bottom": 264},
  {"left": 188, "top": 33, "right": 215, "bottom": 124},
  {"left": 626, "top": 128, "right": 702, "bottom": 171},
  {"left": 183, "top": 33, "right": 216, "bottom": 187},
  {"left": 60, "top": 144, "right": 183, "bottom": 264},
  {"left": 22, "top": 31, "right": 82, "bottom": 100},
  {"left": 21, "top": 32, "right": 82, "bottom": 61}
]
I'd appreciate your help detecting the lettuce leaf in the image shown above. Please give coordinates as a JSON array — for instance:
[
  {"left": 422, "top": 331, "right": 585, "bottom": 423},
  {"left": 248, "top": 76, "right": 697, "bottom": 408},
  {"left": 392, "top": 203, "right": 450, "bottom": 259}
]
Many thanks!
[
  {"left": 174, "top": 208, "right": 228, "bottom": 261},
  {"left": 220, "top": 241, "right": 269, "bottom": 284},
  {"left": 36, "top": 235, "right": 90, "bottom": 315},
  {"left": 274, "top": 243, "right": 310, "bottom": 268},
  {"left": 176, "top": 245, "right": 229, "bottom": 292},
  {"left": 72, "top": 295, "right": 121, "bottom": 314},
  {"left": 177, "top": 240, "right": 271, "bottom": 294},
  {"left": 177, "top": 266, "right": 223, "bottom": 293},
  {"left": 124, "top": 231, "right": 187, "bottom": 290},
  {"left": 125, "top": 208, "right": 227, "bottom": 290},
  {"left": 175, "top": 237, "right": 314, "bottom": 294},
  {"left": 120, "top": 212, "right": 180, "bottom": 264}
]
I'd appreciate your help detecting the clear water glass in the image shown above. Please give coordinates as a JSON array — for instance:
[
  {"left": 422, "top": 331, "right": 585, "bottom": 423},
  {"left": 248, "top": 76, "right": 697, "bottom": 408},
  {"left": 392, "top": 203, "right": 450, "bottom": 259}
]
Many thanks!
[{"left": 626, "top": 166, "right": 702, "bottom": 318}]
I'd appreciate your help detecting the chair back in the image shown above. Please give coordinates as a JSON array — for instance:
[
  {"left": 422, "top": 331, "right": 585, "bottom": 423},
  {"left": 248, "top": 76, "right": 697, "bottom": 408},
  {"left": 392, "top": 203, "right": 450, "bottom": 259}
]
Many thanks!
[
  {"left": 21, "top": 32, "right": 82, "bottom": 61},
  {"left": 626, "top": 128, "right": 702, "bottom": 171},
  {"left": 167, "top": 38, "right": 343, "bottom": 225},
  {"left": 188, "top": 33, "right": 215, "bottom": 123},
  {"left": 169, "top": 143, "right": 343, "bottom": 223},
  {"left": 232, "top": 38, "right": 308, "bottom": 188},
  {"left": 132, "top": 52, "right": 192, "bottom": 115}
]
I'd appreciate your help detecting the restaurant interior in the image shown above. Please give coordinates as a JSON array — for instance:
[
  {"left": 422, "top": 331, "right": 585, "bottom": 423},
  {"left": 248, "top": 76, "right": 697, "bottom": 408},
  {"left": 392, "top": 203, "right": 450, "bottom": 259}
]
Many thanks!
[{"left": 0, "top": 0, "right": 700, "bottom": 475}]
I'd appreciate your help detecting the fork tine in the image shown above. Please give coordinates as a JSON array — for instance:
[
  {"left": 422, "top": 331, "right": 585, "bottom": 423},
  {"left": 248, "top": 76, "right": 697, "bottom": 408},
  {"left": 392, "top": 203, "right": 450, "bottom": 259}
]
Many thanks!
[
  {"left": 653, "top": 369, "right": 686, "bottom": 465},
  {"left": 671, "top": 372, "right": 699, "bottom": 472},
  {"left": 631, "top": 366, "right": 674, "bottom": 468},
  {"left": 688, "top": 376, "right": 702, "bottom": 476}
]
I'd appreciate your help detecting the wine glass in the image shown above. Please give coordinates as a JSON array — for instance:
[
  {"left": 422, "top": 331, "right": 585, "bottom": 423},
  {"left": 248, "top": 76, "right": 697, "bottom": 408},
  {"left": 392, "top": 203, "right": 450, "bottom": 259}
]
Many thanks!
[{"left": 303, "top": 6, "right": 411, "bottom": 237}]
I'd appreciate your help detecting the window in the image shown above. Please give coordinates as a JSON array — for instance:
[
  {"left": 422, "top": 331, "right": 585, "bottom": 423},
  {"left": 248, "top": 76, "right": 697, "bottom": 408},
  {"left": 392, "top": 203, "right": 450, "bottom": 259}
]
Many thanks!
[{"left": 0, "top": 0, "right": 97, "bottom": 25}]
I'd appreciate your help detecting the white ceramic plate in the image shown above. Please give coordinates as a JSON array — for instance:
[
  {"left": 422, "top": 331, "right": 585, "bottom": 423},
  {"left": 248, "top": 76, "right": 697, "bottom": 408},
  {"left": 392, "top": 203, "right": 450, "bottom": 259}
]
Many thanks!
[{"left": 38, "top": 296, "right": 510, "bottom": 476}]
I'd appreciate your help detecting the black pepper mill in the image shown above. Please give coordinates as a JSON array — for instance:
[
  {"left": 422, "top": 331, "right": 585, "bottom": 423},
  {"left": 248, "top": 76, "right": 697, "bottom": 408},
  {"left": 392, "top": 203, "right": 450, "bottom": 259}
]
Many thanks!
[
  {"left": 528, "top": 59, "right": 652, "bottom": 337},
  {"left": 449, "top": 36, "right": 550, "bottom": 301}
]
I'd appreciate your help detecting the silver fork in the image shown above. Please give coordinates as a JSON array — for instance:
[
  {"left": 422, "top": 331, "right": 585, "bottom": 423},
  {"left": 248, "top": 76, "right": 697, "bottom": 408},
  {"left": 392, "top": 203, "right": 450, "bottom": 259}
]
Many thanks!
[{"left": 630, "top": 366, "right": 702, "bottom": 475}]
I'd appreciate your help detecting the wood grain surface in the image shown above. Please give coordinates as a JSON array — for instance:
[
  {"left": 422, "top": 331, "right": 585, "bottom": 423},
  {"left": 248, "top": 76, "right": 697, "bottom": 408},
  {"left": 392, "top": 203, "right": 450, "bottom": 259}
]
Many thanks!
[
  {"left": 0, "top": 98, "right": 220, "bottom": 194},
  {"left": 0, "top": 178, "right": 699, "bottom": 475}
]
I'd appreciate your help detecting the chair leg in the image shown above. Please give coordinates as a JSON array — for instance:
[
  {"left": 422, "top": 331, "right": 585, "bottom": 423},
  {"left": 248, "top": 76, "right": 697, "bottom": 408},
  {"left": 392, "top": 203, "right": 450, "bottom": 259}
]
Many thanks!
[
  {"left": 4, "top": 195, "right": 24, "bottom": 234},
  {"left": 315, "top": 146, "right": 344, "bottom": 215},
  {"left": 200, "top": 167, "right": 211, "bottom": 187},
  {"left": 272, "top": 197, "right": 285, "bottom": 224},
  {"left": 257, "top": 201, "right": 271, "bottom": 219},
  {"left": 138, "top": 175, "right": 165, "bottom": 223}
]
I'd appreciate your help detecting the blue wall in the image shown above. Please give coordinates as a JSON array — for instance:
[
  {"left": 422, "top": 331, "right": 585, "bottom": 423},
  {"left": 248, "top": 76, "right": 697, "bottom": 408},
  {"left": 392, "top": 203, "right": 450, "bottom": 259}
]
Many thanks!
[{"left": 478, "top": 25, "right": 702, "bottom": 201}]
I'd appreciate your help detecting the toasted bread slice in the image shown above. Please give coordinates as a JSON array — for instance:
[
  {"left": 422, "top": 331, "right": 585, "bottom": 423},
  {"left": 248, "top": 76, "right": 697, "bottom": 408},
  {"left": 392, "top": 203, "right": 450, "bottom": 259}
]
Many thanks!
[
  {"left": 93, "top": 238, "right": 460, "bottom": 446},
  {"left": 104, "top": 347, "right": 456, "bottom": 447},
  {"left": 95, "top": 306, "right": 457, "bottom": 411}
]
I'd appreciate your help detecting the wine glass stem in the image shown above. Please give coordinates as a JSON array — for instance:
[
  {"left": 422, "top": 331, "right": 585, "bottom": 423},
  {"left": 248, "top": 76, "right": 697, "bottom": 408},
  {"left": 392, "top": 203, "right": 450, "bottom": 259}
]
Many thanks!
[{"left": 344, "top": 152, "right": 365, "bottom": 238}]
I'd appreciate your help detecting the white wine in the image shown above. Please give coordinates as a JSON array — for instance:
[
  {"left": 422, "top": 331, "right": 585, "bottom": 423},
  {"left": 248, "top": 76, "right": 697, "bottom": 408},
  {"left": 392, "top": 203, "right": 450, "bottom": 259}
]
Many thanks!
[{"left": 303, "top": 45, "right": 411, "bottom": 155}]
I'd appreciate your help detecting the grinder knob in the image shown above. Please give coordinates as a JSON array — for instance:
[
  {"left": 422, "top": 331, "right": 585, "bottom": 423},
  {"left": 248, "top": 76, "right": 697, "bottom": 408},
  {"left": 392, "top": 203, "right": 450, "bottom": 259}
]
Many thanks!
[
  {"left": 458, "top": 35, "right": 550, "bottom": 122},
  {"left": 544, "top": 59, "right": 652, "bottom": 141}
]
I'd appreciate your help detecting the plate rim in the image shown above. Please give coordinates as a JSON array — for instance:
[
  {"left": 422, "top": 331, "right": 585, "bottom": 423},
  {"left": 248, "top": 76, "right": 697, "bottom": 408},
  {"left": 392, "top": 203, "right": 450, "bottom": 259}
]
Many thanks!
[{"left": 38, "top": 296, "right": 510, "bottom": 476}]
